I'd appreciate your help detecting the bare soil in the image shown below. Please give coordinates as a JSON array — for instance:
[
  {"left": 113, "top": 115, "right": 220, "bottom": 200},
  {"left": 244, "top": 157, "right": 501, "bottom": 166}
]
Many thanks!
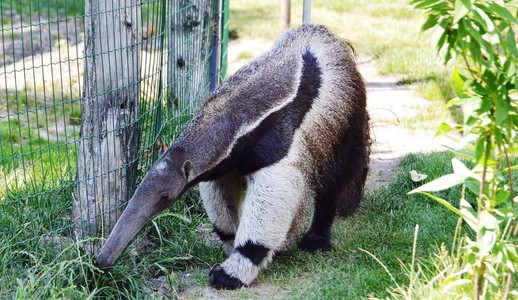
[{"left": 0, "top": 9, "right": 83, "bottom": 68}]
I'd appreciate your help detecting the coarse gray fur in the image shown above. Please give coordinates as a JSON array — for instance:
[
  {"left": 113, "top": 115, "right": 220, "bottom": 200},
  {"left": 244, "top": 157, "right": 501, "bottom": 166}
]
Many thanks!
[{"left": 96, "top": 24, "right": 370, "bottom": 290}]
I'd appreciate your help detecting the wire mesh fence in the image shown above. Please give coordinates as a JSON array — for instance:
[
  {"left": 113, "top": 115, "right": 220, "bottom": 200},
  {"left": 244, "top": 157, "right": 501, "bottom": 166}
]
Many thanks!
[{"left": 0, "top": 0, "right": 228, "bottom": 291}]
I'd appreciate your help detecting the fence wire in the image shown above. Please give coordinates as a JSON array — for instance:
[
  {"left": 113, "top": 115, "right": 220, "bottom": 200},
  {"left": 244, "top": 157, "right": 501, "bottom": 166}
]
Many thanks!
[{"left": 0, "top": 0, "right": 228, "bottom": 294}]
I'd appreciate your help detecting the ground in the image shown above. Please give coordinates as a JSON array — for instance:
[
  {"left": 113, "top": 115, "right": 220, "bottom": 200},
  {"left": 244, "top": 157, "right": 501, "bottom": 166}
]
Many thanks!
[{"left": 174, "top": 37, "right": 446, "bottom": 299}]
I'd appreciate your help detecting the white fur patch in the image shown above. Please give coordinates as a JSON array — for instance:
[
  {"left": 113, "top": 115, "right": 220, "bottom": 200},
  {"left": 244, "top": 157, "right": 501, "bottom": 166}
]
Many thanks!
[
  {"left": 154, "top": 161, "right": 167, "bottom": 174},
  {"left": 221, "top": 252, "right": 260, "bottom": 285},
  {"left": 199, "top": 172, "right": 246, "bottom": 253},
  {"left": 199, "top": 181, "right": 239, "bottom": 235},
  {"left": 236, "top": 162, "right": 309, "bottom": 251}
]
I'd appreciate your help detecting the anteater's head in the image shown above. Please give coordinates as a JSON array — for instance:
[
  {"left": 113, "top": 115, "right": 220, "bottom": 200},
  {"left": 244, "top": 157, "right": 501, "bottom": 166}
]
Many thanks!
[{"left": 95, "top": 147, "right": 193, "bottom": 269}]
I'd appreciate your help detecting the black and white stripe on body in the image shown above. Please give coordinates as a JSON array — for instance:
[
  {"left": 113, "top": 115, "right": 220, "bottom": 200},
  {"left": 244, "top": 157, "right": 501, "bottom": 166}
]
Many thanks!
[{"left": 95, "top": 24, "right": 370, "bottom": 290}]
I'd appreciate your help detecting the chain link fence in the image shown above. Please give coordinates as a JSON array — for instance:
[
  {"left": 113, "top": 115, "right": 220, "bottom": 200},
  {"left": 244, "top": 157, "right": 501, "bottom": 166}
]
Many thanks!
[{"left": 0, "top": 0, "right": 228, "bottom": 291}]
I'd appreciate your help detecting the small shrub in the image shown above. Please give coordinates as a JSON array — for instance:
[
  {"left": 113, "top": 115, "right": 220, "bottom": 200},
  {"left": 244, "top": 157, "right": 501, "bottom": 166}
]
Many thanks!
[{"left": 399, "top": 1, "right": 518, "bottom": 299}]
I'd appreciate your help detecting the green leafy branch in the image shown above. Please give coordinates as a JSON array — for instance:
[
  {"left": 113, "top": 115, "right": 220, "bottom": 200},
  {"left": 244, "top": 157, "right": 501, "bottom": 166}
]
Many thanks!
[{"left": 409, "top": 0, "right": 517, "bottom": 299}]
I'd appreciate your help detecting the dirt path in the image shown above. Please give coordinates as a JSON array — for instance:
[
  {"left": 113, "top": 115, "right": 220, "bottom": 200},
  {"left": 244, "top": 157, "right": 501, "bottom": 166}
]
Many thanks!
[
  {"left": 360, "top": 57, "right": 445, "bottom": 190},
  {"left": 176, "top": 38, "right": 445, "bottom": 299}
]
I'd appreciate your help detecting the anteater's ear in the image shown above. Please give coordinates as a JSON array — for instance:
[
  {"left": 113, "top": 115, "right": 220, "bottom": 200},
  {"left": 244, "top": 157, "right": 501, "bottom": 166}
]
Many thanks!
[{"left": 182, "top": 160, "right": 193, "bottom": 180}]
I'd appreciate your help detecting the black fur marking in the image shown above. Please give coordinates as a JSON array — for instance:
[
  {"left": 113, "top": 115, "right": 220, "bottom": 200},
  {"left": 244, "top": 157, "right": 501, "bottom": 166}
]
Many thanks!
[
  {"left": 196, "top": 50, "right": 322, "bottom": 182},
  {"left": 213, "top": 226, "right": 235, "bottom": 242},
  {"left": 299, "top": 233, "right": 332, "bottom": 252},
  {"left": 209, "top": 265, "right": 245, "bottom": 289},
  {"left": 236, "top": 240, "right": 270, "bottom": 266},
  {"left": 336, "top": 112, "right": 370, "bottom": 216},
  {"left": 299, "top": 184, "right": 337, "bottom": 252},
  {"left": 301, "top": 94, "right": 369, "bottom": 251},
  {"left": 177, "top": 55, "right": 300, "bottom": 178},
  {"left": 237, "top": 50, "right": 322, "bottom": 175}
]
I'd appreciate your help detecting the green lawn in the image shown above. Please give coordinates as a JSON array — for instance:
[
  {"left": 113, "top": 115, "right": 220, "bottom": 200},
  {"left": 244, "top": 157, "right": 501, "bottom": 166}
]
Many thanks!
[{"left": 2, "top": 151, "right": 465, "bottom": 298}]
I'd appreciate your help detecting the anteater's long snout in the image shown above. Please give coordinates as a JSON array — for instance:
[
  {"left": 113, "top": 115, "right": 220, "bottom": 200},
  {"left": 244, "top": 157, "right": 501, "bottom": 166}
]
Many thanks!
[{"left": 95, "top": 195, "right": 154, "bottom": 269}]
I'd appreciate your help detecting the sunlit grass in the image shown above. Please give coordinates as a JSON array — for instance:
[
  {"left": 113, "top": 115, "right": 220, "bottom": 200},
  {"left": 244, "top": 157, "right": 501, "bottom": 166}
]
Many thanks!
[{"left": 230, "top": 0, "right": 454, "bottom": 104}]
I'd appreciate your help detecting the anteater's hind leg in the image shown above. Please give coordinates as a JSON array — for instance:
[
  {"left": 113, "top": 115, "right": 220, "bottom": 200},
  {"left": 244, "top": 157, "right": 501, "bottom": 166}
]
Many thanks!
[
  {"left": 199, "top": 171, "right": 246, "bottom": 255},
  {"left": 338, "top": 113, "right": 371, "bottom": 216},
  {"left": 298, "top": 163, "right": 367, "bottom": 252},
  {"left": 299, "top": 115, "right": 370, "bottom": 251},
  {"left": 298, "top": 184, "right": 339, "bottom": 252},
  {"left": 209, "top": 163, "right": 308, "bottom": 289},
  {"left": 337, "top": 162, "right": 369, "bottom": 217}
]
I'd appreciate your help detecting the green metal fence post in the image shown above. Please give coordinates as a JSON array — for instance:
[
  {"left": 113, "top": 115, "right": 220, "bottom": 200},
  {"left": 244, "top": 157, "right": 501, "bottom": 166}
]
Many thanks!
[{"left": 220, "top": 0, "right": 229, "bottom": 80}]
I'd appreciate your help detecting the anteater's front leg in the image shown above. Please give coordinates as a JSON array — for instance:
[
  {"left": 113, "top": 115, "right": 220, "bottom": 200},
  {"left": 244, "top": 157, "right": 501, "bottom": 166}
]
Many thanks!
[
  {"left": 199, "top": 171, "right": 246, "bottom": 255},
  {"left": 209, "top": 163, "right": 308, "bottom": 289}
]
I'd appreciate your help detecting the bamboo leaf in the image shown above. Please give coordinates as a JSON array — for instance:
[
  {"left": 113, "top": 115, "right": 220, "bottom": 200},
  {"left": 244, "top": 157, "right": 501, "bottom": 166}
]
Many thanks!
[
  {"left": 432, "top": 21, "right": 449, "bottom": 54},
  {"left": 439, "top": 133, "right": 477, "bottom": 153},
  {"left": 447, "top": 96, "right": 481, "bottom": 108},
  {"left": 462, "top": 19, "right": 494, "bottom": 61},
  {"left": 412, "top": 0, "right": 450, "bottom": 11},
  {"left": 486, "top": 2, "right": 518, "bottom": 25},
  {"left": 409, "top": 173, "right": 465, "bottom": 194},
  {"left": 411, "top": 0, "right": 440, "bottom": 9},
  {"left": 453, "top": 0, "right": 470, "bottom": 24},
  {"left": 419, "top": 192, "right": 462, "bottom": 213},
  {"left": 442, "top": 145, "right": 476, "bottom": 160},
  {"left": 495, "top": 189, "right": 510, "bottom": 206},
  {"left": 504, "top": 27, "right": 518, "bottom": 59},
  {"left": 451, "top": 67, "right": 467, "bottom": 97},
  {"left": 451, "top": 158, "right": 478, "bottom": 179},
  {"left": 477, "top": 210, "right": 499, "bottom": 257},
  {"left": 435, "top": 122, "right": 455, "bottom": 137},
  {"left": 471, "top": 6, "right": 495, "bottom": 32},
  {"left": 459, "top": 198, "right": 478, "bottom": 230},
  {"left": 495, "top": 95, "right": 509, "bottom": 125},
  {"left": 421, "top": 14, "right": 439, "bottom": 32},
  {"left": 464, "top": 177, "right": 480, "bottom": 195}
]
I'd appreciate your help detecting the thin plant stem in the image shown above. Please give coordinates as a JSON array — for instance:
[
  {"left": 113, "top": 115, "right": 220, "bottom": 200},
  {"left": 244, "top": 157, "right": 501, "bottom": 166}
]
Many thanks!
[{"left": 502, "top": 142, "right": 516, "bottom": 300}]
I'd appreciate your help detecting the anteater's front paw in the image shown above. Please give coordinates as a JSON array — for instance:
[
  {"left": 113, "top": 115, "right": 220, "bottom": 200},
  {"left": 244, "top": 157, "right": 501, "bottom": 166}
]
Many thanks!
[
  {"left": 298, "top": 234, "right": 332, "bottom": 252},
  {"left": 209, "top": 265, "right": 245, "bottom": 290}
]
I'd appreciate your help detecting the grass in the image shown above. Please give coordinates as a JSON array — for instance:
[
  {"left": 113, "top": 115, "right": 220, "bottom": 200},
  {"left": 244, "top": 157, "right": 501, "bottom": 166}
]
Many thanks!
[
  {"left": 0, "top": 0, "right": 163, "bottom": 26},
  {"left": 0, "top": 186, "right": 222, "bottom": 298},
  {"left": 0, "top": 151, "right": 467, "bottom": 298},
  {"left": 237, "top": 50, "right": 254, "bottom": 61},
  {"left": 0, "top": 0, "right": 85, "bottom": 20}
]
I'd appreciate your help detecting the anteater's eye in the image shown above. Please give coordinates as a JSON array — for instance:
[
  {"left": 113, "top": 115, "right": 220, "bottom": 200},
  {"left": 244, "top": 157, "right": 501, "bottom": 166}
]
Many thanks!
[{"left": 159, "top": 191, "right": 169, "bottom": 200}]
